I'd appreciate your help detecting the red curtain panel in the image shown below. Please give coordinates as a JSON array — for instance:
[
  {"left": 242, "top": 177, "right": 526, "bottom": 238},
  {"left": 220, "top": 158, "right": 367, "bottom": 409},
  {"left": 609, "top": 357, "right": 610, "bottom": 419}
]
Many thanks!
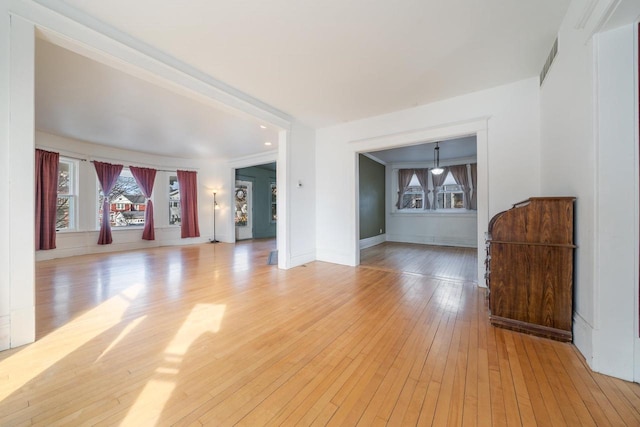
[
  {"left": 177, "top": 170, "right": 200, "bottom": 238},
  {"left": 130, "top": 166, "right": 157, "bottom": 241},
  {"left": 94, "top": 161, "right": 124, "bottom": 245},
  {"left": 35, "top": 149, "right": 59, "bottom": 250}
]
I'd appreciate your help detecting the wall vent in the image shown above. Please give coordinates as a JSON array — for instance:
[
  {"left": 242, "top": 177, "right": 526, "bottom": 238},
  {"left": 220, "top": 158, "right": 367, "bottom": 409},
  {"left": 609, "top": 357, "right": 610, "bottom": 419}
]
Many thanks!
[{"left": 540, "top": 37, "right": 558, "bottom": 86}]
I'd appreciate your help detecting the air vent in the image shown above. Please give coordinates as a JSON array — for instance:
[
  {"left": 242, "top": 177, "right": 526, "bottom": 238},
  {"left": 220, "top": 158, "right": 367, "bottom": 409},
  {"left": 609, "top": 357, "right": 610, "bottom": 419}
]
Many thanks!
[{"left": 540, "top": 37, "right": 558, "bottom": 86}]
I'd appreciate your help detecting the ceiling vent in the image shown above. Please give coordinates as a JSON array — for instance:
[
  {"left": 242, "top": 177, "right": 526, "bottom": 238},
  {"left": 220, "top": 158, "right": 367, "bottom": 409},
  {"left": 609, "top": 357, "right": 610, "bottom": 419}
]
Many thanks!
[{"left": 540, "top": 37, "right": 558, "bottom": 86}]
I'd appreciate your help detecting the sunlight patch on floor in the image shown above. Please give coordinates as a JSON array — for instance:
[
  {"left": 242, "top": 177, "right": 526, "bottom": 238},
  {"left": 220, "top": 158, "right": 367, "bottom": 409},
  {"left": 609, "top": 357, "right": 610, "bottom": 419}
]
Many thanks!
[
  {"left": 96, "top": 315, "right": 147, "bottom": 362},
  {"left": 0, "top": 283, "right": 143, "bottom": 402},
  {"left": 121, "top": 303, "right": 226, "bottom": 424}
]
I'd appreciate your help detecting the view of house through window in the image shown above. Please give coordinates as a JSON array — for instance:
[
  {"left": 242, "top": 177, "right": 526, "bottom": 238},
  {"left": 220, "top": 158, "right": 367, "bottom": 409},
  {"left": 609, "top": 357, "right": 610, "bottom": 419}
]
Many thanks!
[
  {"left": 57, "top": 157, "right": 77, "bottom": 230},
  {"left": 401, "top": 173, "right": 424, "bottom": 209},
  {"left": 435, "top": 172, "right": 465, "bottom": 210},
  {"left": 97, "top": 168, "right": 146, "bottom": 228},
  {"left": 169, "top": 175, "right": 181, "bottom": 225}
]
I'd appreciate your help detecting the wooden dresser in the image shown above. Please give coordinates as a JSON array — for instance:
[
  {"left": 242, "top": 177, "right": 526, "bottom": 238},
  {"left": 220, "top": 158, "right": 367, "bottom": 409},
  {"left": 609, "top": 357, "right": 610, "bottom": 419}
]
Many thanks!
[{"left": 485, "top": 197, "right": 576, "bottom": 341}]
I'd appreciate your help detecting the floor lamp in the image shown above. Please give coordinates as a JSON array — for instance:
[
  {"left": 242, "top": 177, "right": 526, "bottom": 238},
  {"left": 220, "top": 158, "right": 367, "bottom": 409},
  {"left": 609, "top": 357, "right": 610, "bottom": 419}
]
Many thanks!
[{"left": 210, "top": 191, "right": 219, "bottom": 243}]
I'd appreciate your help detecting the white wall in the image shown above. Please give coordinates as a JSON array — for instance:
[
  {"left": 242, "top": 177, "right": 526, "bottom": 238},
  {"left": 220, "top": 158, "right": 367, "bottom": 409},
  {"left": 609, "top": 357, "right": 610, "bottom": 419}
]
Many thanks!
[
  {"left": 287, "top": 122, "right": 316, "bottom": 267},
  {"left": 316, "top": 78, "right": 541, "bottom": 267},
  {"left": 386, "top": 212, "right": 477, "bottom": 247},
  {"left": 1, "top": 9, "right": 36, "bottom": 350},
  {"left": 539, "top": 0, "right": 598, "bottom": 364},
  {"left": 0, "top": 0, "right": 9, "bottom": 351},
  {"left": 540, "top": 0, "right": 639, "bottom": 381},
  {"left": 594, "top": 23, "right": 638, "bottom": 381},
  {"left": 35, "top": 131, "right": 230, "bottom": 261}
]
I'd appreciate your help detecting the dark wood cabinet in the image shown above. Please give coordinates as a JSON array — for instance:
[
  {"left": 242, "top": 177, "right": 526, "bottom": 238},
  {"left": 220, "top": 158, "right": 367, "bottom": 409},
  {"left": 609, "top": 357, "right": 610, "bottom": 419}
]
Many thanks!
[{"left": 485, "top": 197, "right": 575, "bottom": 341}]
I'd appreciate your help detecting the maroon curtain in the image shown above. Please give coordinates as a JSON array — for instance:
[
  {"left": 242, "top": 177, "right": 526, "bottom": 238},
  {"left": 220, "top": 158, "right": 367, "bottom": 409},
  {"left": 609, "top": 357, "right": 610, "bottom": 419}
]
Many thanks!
[
  {"left": 130, "top": 166, "right": 157, "bottom": 241},
  {"left": 177, "top": 170, "right": 200, "bottom": 238},
  {"left": 94, "top": 161, "right": 123, "bottom": 245},
  {"left": 35, "top": 149, "right": 59, "bottom": 250}
]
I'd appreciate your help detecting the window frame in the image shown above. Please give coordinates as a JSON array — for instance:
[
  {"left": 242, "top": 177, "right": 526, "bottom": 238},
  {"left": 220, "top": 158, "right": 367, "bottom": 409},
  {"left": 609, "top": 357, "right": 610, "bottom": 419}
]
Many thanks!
[
  {"left": 433, "top": 171, "right": 466, "bottom": 211},
  {"left": 96, "top": 167, "right": 147, "bottom": 230},
  {"left": 56, "top": 157, "right": 78, "bottom": 232},
  {"left": 395, "top": 170, "right": 426, "bottom": 212},
  {"left": 168, "top": 174, "right": 181, "bottom": 227},
  {"left": 435, "top": 183, "right": 466, "bottom": 211},
  {"left": 390, "top": 164, "right": 475, "bottom": 215}
]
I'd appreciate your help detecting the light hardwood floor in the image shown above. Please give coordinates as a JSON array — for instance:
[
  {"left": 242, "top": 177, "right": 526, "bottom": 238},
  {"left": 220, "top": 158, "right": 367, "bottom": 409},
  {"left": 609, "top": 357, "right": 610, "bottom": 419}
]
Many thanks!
[
  {"left": 0, "top": 240, "right": 638, "bottom": 426},
  {"left": 360, "top": 242, "right": 478, "bottom": 283}
]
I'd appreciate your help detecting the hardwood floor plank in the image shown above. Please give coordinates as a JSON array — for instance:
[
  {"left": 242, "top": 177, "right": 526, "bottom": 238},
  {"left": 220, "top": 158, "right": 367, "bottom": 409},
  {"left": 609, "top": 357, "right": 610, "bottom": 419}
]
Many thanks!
[
  {"left": 494, "top": 328, "right": 523, "bottom": 426},
  {"left": 521, "top": 338, "right": 571, "bottom": 427}
]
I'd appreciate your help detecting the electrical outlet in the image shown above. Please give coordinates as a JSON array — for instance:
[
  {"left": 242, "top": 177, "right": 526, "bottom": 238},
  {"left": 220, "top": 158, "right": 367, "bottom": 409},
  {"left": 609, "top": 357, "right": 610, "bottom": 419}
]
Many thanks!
[{"left": 379, "top": 228, "right": 383, "bottom": 234}]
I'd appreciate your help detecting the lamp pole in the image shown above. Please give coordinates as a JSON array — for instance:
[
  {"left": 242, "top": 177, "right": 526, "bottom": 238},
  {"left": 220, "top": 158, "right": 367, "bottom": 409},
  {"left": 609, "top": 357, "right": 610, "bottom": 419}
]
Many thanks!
[{"left": 210, "top": 192, "right": 219, "bottom": 243}]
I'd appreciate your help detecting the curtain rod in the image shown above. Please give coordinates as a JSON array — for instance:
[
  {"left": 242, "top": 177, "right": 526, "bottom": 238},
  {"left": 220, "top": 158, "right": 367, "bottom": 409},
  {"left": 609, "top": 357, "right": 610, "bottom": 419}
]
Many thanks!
[
  {"left": 88, "top": 160, "right": 179, "bottom": 173},
  {"left": 88, "top": 155, "right": 199, "bottom": 173},
  {"left": 36, "top": 145, "right": 88, "bottom": 162},
  {"left": 36, "top": 146, "right": 199, "bottom": 172}
]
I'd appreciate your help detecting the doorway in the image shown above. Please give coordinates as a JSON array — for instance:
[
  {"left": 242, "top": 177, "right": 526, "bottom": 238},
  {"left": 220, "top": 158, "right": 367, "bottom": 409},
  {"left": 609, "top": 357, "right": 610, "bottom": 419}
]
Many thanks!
[
  {"left": 358, "top": 137, "right": 479, "bottom": 280},
  {"left": 349, "top": 119, "right": 489, "bottom": 284},
  {"left": 234, "top": 162, "right": 277, "bottom": 242}
]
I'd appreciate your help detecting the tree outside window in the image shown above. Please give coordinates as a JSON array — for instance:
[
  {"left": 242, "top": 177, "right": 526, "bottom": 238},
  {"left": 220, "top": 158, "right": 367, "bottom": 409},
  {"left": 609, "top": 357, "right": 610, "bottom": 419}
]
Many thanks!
[
  {"left": 169, "top": 175, "right": 181, "bottom": 226},
  {"left": 97, "top": 168, "right": 146, "bottom": 228},
  {"left": 57, "top": 158, "right": 76, "bottom": 230}
]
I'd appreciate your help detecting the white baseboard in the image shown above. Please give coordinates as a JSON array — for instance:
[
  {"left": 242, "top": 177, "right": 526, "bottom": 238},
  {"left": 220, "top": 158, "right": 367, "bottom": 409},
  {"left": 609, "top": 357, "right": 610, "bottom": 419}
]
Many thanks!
[
  {"left": 573, "top": 312, "right": 593, "bottom": 369},
  {"left": 316, "top": 248, "right": 357, "bottom": 267},
  {"left": 359, "top": 234, "right": 386, "bottom": 250},
  {"left": 0, "top": 315, "right": 9, "bottom": 351},
  {"left": 10, "top": 307, "right": 35, "bottom": 348},
  {"left": 289, "top": 251, "right": 316, "bottom": 268},
  {"left": 36, "top": 231, "right": 211, "bottom": 261},
  {"left": 386, "top": 233, "right": 477, "bottom": 248}
]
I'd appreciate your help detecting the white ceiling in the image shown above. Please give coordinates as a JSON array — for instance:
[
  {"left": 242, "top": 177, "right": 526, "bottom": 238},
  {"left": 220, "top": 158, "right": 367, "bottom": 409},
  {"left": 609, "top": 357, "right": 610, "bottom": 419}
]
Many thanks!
[
  {"left": 34, "top": 0, "right": 571, "bottom": 159},
  {"left": 370, "top": 136, "right": 477, "bottom": 164},
  {"left": 35, "top": 39, "right": 280, "bottom": 159}
]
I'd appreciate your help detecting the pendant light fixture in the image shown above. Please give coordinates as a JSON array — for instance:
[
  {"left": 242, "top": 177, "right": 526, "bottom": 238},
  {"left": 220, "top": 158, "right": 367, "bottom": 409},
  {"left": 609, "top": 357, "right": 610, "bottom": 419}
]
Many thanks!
[{"left": 431, "top": 142, "right": 444, "bottom": 175}]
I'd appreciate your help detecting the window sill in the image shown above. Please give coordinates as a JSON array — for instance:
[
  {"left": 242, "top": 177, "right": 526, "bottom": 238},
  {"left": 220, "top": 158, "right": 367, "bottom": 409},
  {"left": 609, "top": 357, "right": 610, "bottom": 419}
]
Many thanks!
[
  {"left": 55, "top": 229, "right": 78, "bottom": 234},
  {"left": 391, "top": 210, "right": 477, "bottom": 218},
  {"left": 56, "top": 226, "right": 146, "bottom": 234}
]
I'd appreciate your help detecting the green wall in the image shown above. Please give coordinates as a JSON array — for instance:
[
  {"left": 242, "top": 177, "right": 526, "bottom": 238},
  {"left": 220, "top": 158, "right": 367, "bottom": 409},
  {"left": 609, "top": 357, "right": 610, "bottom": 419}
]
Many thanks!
[
  {"left": 236, "top": 164, "right": 276, "bottom": 239},
  {"left": 359, "top": 154, "right": 386, "bottom": 239}
]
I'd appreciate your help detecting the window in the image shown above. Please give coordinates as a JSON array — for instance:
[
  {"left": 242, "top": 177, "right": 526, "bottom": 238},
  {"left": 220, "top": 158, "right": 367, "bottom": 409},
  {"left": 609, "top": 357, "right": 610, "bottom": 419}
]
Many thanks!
[
  {"left": 97, "top": 168, "right": 146, "bottom": 228},
  {"left": 400, "top": 173, "right": 424, "bottom": 209},
  {"left": 435, "top": 172, "right": 465, "bottom": 210},
  {"left": 57, "top": 158, "right": 77, "bottom": 230},
  {"left": 270, "top": 182, "right": 277, "bottom": 222},
  {"left": 169, "top": 175, "right": 181, "bottom": 226}
]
